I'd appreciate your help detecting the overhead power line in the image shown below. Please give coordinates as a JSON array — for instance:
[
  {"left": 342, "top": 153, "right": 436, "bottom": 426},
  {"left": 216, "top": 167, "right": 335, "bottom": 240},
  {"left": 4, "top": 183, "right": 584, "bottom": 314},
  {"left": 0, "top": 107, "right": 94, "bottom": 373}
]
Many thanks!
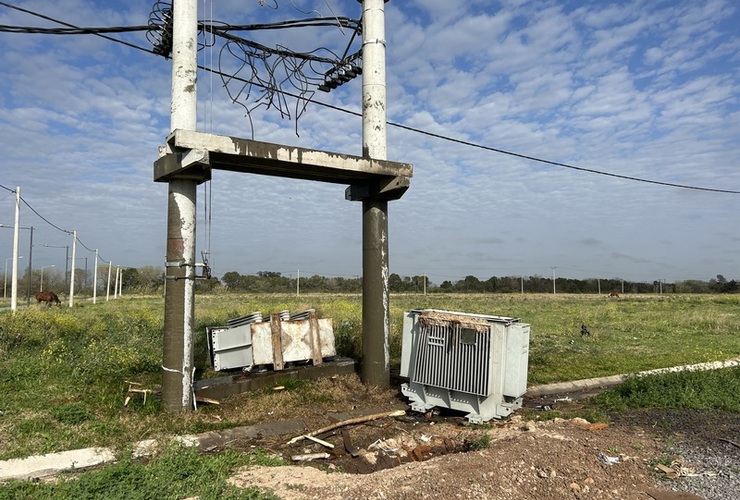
[
  {"left": 1, "top": 3, "right": 738, "bottom": 195},
  {"left": 384, "top": 121, "right": 740, "bottom": 195},
  {"left": 0, "top": 24, "right": 149, "bottom": 34},
  {"left": 20, "top": 198, "right": 71, "bottom": 235}
]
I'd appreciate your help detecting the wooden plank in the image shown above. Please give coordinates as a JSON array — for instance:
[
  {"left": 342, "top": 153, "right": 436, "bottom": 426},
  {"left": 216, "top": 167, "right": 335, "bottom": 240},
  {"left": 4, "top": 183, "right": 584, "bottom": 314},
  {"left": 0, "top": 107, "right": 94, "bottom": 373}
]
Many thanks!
[
  {"left": 270, "top": 313, "right": 285, "bottom": 371},
  {"left": 308, "top": 310, "right": 323, "bottom": 366}
]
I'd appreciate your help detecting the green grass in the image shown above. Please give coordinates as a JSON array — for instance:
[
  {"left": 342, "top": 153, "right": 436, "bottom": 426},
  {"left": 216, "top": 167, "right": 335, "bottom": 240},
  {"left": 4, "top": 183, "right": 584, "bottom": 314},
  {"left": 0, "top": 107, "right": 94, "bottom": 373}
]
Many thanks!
[
  {"left": 0, "top": 293, "right": 739, "bottom": 461},
  {"left": 1, "top": 293, "right": 739, "bottom": 496},
  {"left": 592, "top": 366, "right": 740, "bottom": 412},
  {"left": 0, "top": 446, "right": 285, "bottom": 500}
]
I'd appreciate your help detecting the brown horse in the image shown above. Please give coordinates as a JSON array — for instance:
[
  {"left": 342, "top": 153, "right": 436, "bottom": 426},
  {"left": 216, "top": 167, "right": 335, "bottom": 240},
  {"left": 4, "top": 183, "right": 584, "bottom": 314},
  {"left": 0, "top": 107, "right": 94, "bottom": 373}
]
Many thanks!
[
  {"left": 36, "top": 291, "right": 61, "bottom": 306},
  {"left": 609, "top": 291, "right": 620, "bottom": 298}
]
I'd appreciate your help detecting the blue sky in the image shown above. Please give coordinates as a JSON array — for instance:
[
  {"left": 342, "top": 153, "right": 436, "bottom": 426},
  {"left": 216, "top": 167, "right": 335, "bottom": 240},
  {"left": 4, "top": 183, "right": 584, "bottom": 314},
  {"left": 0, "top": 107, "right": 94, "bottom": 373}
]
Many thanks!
[{"left": 1, "top": 0, "right": 739, "bottom": 285}]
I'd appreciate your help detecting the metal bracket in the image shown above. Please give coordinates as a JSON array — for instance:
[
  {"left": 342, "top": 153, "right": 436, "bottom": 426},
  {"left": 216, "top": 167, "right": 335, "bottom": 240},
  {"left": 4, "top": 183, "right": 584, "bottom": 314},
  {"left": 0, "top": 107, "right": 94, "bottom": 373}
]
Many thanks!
[{"left": 165, "top": 255, "right": 211, "bottom": 280}]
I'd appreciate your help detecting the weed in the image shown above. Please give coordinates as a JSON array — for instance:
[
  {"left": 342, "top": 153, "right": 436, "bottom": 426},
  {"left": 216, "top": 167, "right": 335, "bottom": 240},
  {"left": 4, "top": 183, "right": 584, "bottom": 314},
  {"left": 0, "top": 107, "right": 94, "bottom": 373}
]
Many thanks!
[
  {"left": 592, "top": 366, "right": 740, "bottom": 412},
  {"left": 467, "top": 434, "right": 492, "bottom": 451},
  {"left": 51, "top": 402, "right": 91, "bottom": 425}
]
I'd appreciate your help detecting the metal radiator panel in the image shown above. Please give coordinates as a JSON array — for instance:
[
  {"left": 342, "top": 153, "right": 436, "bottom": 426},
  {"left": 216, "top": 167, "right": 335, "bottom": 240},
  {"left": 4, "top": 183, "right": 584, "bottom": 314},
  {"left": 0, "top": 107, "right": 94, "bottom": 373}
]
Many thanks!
[{"left": 411, "top": 323, "right": 492, "bottom": 397}]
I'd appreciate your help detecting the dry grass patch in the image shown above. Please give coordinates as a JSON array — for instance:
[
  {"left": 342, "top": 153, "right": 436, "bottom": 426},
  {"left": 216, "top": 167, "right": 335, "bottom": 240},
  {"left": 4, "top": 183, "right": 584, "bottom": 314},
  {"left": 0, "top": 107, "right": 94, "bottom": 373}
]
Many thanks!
[{"left": 217, "top": 374, "right": 400, "bottom": 427}]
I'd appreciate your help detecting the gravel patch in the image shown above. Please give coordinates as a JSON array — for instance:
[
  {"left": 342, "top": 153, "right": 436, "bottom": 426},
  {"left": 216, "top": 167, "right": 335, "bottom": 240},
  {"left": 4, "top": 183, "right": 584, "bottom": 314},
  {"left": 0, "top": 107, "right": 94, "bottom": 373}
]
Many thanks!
[{"left": 666, "top": 438, "right": 740, "bottom": 500}]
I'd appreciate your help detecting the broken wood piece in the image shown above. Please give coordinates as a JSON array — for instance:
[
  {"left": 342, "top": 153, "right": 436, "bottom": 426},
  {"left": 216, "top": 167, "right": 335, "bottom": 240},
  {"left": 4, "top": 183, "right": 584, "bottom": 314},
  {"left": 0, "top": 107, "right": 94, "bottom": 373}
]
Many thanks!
[
  {"left": 124, "top": 385, "right": 159, "bottom": 406},
  {"left": 305, "top": 435, "right": 334, "bottom": 449},
  {"left": 646, "top": 488, "right": 705, "bottom": 500},
  {"left": 341, "top": 429, "right": 360, "bottom": 457},
  {"left": 195, "top": 396, "right": 220, "bottom": 405},
  {"left": 291, "top": 452, "right": 330, "bottom": 462},
  {"left": 655, "top": 463, "right": 678, "bottom": 478},
  {"left": 288, "top": 409, "right": 406, "bottom": 445}
]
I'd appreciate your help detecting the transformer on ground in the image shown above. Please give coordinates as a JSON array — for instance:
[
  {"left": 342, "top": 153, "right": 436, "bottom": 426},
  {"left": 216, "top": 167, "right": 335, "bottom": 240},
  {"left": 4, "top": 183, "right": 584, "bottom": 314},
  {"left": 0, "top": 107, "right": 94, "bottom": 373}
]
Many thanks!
[{"left": 400, "top": 309, "right": 530, "bottom": 423}]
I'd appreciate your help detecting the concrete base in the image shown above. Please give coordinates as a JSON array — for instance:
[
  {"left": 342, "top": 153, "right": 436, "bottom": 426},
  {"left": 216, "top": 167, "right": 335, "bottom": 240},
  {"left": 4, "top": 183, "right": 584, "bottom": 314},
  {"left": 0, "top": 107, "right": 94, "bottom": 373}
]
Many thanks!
[{"left": 194, "top": 356, "right": 358, "bottom": 401}]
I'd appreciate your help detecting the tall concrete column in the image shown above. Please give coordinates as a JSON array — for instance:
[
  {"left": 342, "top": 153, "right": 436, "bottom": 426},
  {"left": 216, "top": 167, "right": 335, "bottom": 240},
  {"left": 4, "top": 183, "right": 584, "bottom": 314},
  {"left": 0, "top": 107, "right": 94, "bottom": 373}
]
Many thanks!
[
  {"left": 10, "top": 187, "right": 20, "bottom": 311},
  {"left": 359, "top": 0, "right": 390, "bottom": 388},
  {"left": 162, "top": 0, "right": 198, "bottom": 411},
  {"left": 362, "top": 198, "right": 390, "bottom": 387}
]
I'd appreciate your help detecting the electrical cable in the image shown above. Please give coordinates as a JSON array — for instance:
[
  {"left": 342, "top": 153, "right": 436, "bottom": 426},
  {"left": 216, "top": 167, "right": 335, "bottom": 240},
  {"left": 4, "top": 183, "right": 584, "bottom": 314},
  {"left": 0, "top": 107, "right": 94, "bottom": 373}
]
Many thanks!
[
  {"left": 201, "top": 64, "right": 740, "bottom": 195},
  {"left": 20, "top": 198, "right": 72, "bottom": 235},
  {"left": 1, "top": 3, "right": 737, "bottom": 194},
  {"left": 0, "top": 1, "right": 152, "bottom": 53}
]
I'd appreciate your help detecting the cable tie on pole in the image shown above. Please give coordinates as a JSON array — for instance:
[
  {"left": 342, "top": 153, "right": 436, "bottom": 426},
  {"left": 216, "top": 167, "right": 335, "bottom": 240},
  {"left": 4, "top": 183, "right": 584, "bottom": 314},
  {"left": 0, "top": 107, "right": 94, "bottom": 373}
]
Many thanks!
[
  {"left": 161, "top": 365, "right": 181, "bottom": 375},
  {"left": 362, "top": 38, "right": 386, "bottom": 47}
]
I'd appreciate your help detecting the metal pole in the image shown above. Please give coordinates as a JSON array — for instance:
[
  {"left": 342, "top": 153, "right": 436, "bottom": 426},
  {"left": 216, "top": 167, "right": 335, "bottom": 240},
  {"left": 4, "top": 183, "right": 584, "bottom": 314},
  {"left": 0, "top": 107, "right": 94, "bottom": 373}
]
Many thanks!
[
  {"left": 359, "top": 0, "right": 390, "bottom": 388},
  {"left": 68, "top": 230, "right": 77, "bottom": 307},
  {"left": 93, "top": 249, "right": 98, "bottom": 304},
  {"left": 106, "top": 262, "right": 112, "bottom": 301},
  {"left": 162, "top": 0, "right": 199, "bottom": 412},
  {"left": 11, "top": 187, "right": 20, "bottom": 311},
  {"left": 114, "top": 266, "right": 119, "bottom": 298}
]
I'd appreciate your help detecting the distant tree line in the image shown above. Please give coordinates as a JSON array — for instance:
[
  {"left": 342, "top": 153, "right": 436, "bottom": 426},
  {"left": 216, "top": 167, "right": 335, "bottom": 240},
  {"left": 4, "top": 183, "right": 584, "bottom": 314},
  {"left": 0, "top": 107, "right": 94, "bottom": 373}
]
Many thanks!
[
  {"left": 8, "top": 268, "right": 735, "bottom": 298},
  {"left": 215, "top": 271, "right": 739, "bottom": 295}
]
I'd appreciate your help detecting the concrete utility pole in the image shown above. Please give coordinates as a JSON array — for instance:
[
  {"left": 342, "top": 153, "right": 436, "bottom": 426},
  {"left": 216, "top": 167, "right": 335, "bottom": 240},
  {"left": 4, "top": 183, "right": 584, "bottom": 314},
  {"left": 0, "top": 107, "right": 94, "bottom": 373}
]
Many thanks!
[
  {"left": 551, "top": 266, "right": 556, "bottom": 294},
  {"left": 69, "top": 230, "right": 77, "bottom": 307},
  {"left": 93, "top": 249, "right": 98, "bottom": 304},
  {"left": 10, "top": 187, "right": 20, "bottom": 311},
  {"left": 162, "top": 0, "right": 199, "bottom": 412},
  {"left": 359, "top": 0, "right": 391, "bottom": 388},
  {"left": 106, "top": 262, "right": 112, "bottom": 301}
]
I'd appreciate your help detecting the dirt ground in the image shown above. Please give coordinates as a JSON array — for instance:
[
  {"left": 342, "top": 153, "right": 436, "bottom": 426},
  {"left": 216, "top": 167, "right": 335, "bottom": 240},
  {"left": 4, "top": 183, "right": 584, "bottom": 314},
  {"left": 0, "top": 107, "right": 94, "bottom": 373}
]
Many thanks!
[{"left": 211, "top": 373, "right": 736, "bottom": 500}]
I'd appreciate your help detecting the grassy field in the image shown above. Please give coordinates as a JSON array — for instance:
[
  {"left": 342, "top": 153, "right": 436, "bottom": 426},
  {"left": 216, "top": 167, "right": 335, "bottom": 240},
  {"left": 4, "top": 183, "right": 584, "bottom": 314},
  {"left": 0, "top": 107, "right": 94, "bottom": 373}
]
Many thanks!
[{"left": 0, "top": 292, "right": 738, "bottom": 462}]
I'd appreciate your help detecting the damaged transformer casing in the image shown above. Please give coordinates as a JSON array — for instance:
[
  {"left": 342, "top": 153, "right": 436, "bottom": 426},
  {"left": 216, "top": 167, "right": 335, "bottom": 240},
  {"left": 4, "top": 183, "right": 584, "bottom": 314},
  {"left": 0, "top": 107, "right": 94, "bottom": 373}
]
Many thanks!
[
  {"left": 400, "top": 309, "right": 530, "bottom": 423},
  {"left": 207, "top": 310, "right": 336, "bottom": 372}
]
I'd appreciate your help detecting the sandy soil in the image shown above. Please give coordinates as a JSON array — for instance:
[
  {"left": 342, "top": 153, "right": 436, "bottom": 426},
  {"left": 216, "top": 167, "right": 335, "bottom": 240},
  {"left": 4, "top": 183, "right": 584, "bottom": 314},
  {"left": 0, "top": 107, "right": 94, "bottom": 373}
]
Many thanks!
[{"left": 214, "top": 374, "right": 735, "bottom": 500}]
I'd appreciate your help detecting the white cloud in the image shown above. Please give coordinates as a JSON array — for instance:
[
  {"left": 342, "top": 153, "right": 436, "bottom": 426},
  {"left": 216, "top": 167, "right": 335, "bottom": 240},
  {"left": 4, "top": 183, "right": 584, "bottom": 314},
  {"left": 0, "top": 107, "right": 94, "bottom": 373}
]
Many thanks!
[{"left": 0, "top": 0, "right": 738, "bottom": 284}]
